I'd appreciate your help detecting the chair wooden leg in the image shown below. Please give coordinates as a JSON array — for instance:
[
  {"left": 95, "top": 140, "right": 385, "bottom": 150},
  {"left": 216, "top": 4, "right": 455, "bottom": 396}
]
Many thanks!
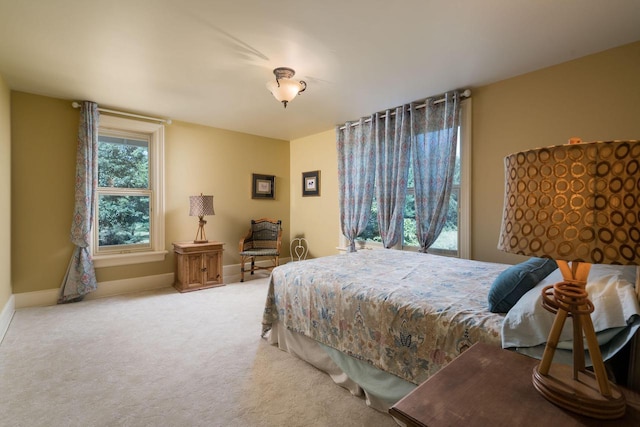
[
  {"left": 240, "top": 256, "right": 245, "bottom": 282},
  {"left": 251, "top": 259, "right": 255, "bottom": 276}
]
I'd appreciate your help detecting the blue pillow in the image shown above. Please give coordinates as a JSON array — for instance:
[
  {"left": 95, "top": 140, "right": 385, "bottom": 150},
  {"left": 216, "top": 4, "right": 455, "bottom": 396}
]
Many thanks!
[{"left": 488, "top": 257, "right": 558, "bottom": 313}]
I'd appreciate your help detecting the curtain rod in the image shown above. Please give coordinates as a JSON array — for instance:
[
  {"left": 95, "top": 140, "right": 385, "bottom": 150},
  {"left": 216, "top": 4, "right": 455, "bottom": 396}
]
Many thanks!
[
  {"left": 338, "top": 89, "right": 471, "bottom": 130},
  {"left": 71, "top": 102, "right": 172, "bottom": 124}
]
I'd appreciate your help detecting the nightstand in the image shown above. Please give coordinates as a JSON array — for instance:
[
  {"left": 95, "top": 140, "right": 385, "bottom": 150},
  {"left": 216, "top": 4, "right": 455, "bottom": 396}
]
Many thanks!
[
  {"left": 389, "top": 342, "right": 640, "bottom": 427},
  {"left": 173, "top": 241, "right": 224, "bottom": 292}
]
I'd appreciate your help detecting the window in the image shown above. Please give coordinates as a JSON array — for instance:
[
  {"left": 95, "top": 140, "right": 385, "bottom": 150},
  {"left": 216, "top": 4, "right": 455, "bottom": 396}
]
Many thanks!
[
  {"left": 92, "top": 115, "right": 166, "bottom": 267},
  {"left": 357, "top": 100, "right": 471, "bottom": 258}
]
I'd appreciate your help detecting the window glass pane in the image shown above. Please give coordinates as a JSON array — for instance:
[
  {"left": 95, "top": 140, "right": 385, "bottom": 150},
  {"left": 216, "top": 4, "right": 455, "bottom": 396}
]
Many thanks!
[
  {"left": 429, "top": 187, "right": 459, "bottom": 251},
  {"left": 403, "top": 192, "right": 418, "bottom": 246},
  {"left": 98, "top": 195, "right": 150, "bottom": 247},
  {"left": 98, "top": 135, "right": 149, "bottom": 188},
  {"left": 360, "top": 197, "right": 381, "bottom": 243}
]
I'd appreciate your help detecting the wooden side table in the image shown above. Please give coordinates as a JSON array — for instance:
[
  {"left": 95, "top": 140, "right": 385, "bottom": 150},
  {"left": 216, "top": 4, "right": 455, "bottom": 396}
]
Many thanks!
[
  {"left": 173, "top": 241, "right": 224, "bottom": 292},
  {"left": 389, "top": 342, "right": 640, "bottom": 427}
]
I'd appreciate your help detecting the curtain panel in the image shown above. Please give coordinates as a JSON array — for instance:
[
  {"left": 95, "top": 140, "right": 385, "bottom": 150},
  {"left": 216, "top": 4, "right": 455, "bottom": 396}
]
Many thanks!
[
  {"left": 58, "top": 101, "right": 99, "bottom": 303},
  {"left": 411, "top": 92, "right": 461, "bottom": 252},
  {"left": 374, "top": 107, "right": 411, "bottom": 248},
  {"left": 336, "top": 118, "right": 376, "bottom": 252}
]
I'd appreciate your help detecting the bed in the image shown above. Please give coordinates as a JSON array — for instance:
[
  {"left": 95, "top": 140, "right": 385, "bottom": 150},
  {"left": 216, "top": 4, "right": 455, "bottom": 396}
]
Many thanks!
[{"left": 261, "top": 249, "right": 640, "bottom": 413}]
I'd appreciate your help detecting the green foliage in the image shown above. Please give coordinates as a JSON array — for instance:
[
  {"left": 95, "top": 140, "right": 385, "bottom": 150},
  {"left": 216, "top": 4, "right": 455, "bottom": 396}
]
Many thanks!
[
  {"left": 98, "top": 139, "right": 148, "bottom": 188},
  {"left": 360, "top": 199, "right": 381, "bottom": 242},
  {"left": 98, "top": 195, "right": 150, "bottom": 246},
  {"left": 97, "top": 137, "right": 150, "bottom": 247}
]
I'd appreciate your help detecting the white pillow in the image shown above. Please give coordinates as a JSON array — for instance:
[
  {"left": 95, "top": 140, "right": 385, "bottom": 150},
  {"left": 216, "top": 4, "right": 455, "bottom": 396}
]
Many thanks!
[{"left": 501, "top": 264, "right": 640, "bottom": 365}]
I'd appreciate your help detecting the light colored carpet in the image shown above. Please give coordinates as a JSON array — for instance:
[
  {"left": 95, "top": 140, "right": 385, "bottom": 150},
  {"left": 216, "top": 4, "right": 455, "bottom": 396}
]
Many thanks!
[{"left": 0, "top": 277, "right": 396, "bottom": 427}]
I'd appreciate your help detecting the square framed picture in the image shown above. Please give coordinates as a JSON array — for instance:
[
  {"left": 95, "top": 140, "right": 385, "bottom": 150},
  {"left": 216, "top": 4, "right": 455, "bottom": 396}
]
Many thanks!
[
  {"left": 252, "top": 174, "right": 275, "bottom": 199},
  {"left": 302, "top": 170, "right": 320, "bottom": 197}
]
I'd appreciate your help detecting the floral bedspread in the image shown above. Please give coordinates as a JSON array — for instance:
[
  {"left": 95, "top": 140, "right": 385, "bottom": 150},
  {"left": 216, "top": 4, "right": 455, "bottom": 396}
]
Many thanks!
[{"left": 262, "top": 250, "right": 507, "bottom": 385}]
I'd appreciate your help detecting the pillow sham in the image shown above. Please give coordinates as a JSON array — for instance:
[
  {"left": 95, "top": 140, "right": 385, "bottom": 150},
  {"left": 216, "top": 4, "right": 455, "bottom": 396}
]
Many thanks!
[
  {"left": 488, "top": 257, "right": 557, "bottom": 313},
  {"left": 502, "top": 264, "right": 640, "bottom": 365}
]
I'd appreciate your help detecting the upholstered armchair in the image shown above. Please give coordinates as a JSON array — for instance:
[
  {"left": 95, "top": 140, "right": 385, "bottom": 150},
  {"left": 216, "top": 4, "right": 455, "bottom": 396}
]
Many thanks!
[{"left": 239, "top": 218, "right": 282, "bottom": 282}]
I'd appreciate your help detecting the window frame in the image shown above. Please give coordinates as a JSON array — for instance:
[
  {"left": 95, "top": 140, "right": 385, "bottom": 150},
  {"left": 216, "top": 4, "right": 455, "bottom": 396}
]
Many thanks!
[{"left": 92, "top": 115, "right": 167, "bottom": 267}]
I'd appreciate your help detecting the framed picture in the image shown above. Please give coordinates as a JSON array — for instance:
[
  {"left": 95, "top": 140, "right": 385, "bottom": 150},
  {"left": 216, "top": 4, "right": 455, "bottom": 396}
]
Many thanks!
[
  {"left": 252, "top": 174, "right": 275, "bottom": 199},
  {"left": 302, "top": 170, "right": 320, "bottom": 197}
]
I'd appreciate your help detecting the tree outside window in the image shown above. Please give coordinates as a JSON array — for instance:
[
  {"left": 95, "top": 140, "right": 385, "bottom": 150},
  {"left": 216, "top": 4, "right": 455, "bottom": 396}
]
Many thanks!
[{"left": 96, "top": 134, "right": 152, "bottom": 252}]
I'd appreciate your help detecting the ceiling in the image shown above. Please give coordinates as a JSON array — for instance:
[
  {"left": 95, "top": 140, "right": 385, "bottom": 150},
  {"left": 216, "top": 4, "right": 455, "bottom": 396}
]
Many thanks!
[{"left": 1, "top": 1, "right": 639, "bottom": 141}]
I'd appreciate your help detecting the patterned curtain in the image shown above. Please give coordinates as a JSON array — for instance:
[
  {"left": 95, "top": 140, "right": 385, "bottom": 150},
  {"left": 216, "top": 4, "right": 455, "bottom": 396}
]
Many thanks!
[
  {"left": 411, "top": 92, "right": 461, "bottom": 252},
  {"left": 58, "top": 101, "right": 99, "bottom": 303},
  {"left": 336, "top": 117, "right": 376, "bottom": 252},
  {"left": 374, "top": 106, "right": 411, "bottom": 248}
]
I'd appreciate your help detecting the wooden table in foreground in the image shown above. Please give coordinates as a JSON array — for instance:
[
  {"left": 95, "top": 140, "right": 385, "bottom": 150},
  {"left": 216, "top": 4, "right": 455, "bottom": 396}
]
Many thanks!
[{"left": 389, "top": 342, "right": 640, "bottom": 427}]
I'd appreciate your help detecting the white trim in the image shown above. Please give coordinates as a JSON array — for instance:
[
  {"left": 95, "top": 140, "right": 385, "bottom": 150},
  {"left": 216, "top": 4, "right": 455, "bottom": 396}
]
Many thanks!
[
  {"left": 14, "top": 273, "right": 175, "bottom": 309},
  {"left": 458, "top": 99, "right": 472, "bottom": 259},
  {"left": 86, "top": 273, "right": 174, "bottom": 300},
  {"left": 0, "top": 295, "right": 15, "bottom": 344},
  {"left": 12, "top": 259, "right": 292, "bottom": 309},
  {"left": 94, "top": 250, "right": 168, "bottom": 268}
]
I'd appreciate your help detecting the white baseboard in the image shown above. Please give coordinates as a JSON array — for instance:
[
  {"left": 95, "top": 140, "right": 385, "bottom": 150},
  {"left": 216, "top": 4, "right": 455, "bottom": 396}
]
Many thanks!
[
  {"left": 87, "top": 273, "right": 175, "bottom": 301},
  {"left": 0, "top": 294, "right": 15, "bottom": 344},
  {"left": 11, "top": 258, "right": 290, "bottom": 310},
  {"left": 224, "top": 257, "right": 290, "bottom": 284},
  {"left": 14, "top": 273, "right": 175, "bottom": 309}
]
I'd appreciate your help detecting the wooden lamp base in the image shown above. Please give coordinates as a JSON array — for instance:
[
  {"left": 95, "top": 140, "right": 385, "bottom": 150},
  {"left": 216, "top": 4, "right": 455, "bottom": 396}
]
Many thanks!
[
  {"left": 193, "top": 217, "right": 208, "bottom": 243},
  {"left": 533, "top": 363, "right": 625, "bottom": 419},
  {"left": 533, "top": 260, "right": 626, "bottom": 420}
]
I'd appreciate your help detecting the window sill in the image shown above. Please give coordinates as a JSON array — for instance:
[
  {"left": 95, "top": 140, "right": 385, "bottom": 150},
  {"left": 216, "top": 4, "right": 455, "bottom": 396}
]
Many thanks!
[{"left": 93, "top": 250, "right": 168, "bottom": 268}]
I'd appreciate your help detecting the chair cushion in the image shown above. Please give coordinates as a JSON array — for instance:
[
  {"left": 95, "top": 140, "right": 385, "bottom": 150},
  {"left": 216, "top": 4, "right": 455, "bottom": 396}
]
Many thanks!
[{"left": 240, "top": 249, "right": 279, "bottom": 256}]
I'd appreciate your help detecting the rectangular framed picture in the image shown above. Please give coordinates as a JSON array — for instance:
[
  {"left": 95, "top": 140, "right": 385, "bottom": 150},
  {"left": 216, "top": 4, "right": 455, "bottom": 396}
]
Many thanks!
[
  {"left": 252, "top": 174, "right": 275, "bottom": 199},
  {"left": 302, "top": 170, "right": 320, "bottom": 197}
]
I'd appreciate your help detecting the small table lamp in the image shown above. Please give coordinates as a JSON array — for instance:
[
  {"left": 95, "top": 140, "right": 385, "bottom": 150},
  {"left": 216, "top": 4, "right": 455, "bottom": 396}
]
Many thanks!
[
  {"left": 498, "top": 138, "right": 640, "bottom": 419},
  {"left": 189, "top": 194, "right": 215, "bottom": 243}
]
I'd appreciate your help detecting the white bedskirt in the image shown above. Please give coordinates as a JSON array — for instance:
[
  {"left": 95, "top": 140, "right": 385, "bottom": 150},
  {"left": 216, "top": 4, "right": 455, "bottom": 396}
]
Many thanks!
[{"left": 266, "top": 320, "right": 415, "bottom": 416}]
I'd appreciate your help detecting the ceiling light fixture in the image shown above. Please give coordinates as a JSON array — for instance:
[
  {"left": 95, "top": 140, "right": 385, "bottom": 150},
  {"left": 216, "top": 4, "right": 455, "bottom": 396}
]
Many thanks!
[{"left": 266, "top": 67, "right": 307, "bottom": 108}]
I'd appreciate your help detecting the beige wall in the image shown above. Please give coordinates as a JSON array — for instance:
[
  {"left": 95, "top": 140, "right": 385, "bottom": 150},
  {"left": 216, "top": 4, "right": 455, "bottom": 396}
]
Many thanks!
[
  {"left": 472, "top": 41, "right": 640, "bottom": 264},
  {"left": 11, "top": 93, "right": 78, "bottom": 295},
  {"left": 8, "top": 41, "right": 640, "bottom": 295},
  {"left": 0, "top": 75, "right": 11, "bottom": 308},
  {"left": 164, "top": 120, "right": 290, "bottom": 268},
  {"left": 286, "top": 41, "right": 640, "bottom": 261},
  {"left": 11, "top": 92, "right": 290, "bottom": 293},
  {"left": 289, "top": 129, "right": 340, "bottom": 258}
]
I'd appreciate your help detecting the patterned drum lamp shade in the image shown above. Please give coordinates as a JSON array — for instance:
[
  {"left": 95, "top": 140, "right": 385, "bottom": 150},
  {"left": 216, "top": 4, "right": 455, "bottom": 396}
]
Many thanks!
[
  {"left": 498, "top": 139, "right": 640, "bottom": 265},
  {"left": 497, "top": 139, "right": 640, "bottom": 419},
  {"left": 189, "top": 195, "right": 215, "bottom": 218},
  {"left": 189, "top": 194, "right": 215, "bottom": 243}
]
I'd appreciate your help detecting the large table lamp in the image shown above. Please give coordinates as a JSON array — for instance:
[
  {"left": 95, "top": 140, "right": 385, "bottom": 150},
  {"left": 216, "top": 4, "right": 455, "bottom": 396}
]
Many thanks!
[
  {"left": 498, "top": 138, "right": 640, "bottom": 419},
  {"left": 189, "top": 194, "right": 215, "bottom": 243}
]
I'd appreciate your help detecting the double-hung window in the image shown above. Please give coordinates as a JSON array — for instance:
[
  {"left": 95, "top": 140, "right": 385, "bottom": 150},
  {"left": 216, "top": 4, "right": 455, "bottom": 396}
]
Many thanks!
[{"left": 92, "top": 115, "right": 166, "bottom": 267}]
